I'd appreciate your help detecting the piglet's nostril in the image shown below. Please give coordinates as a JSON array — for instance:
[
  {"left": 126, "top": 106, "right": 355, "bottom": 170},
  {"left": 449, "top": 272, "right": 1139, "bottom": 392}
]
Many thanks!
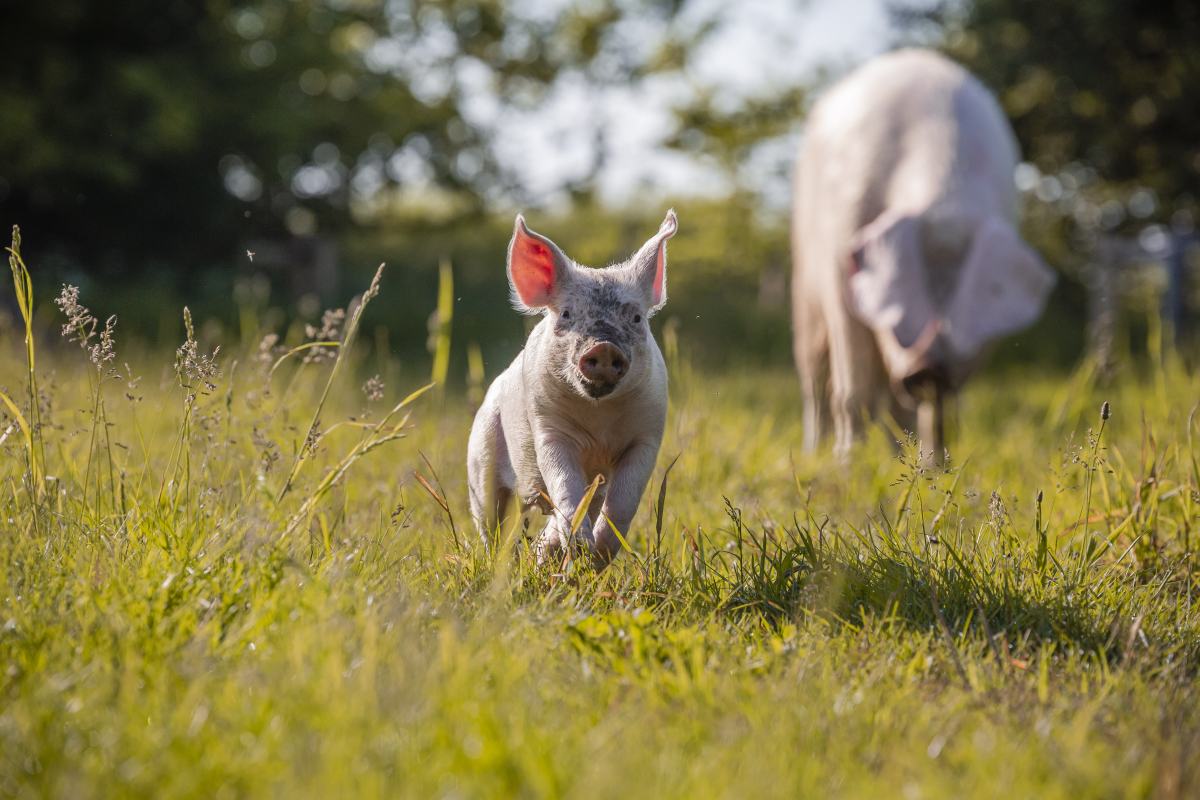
[{"left": 578, "top": 342, "right": 630, "bottom": 389}]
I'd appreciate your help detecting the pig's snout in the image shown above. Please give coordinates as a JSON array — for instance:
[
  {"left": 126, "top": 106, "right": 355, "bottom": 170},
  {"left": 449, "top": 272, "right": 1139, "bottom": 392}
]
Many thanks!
[
  {"left": 895, "top": 320, "right": 950, "bottom": 401},
  {"left": 900, "top": 359, "right": 946, "bottom": 398},
  {"left": 578, "top": 342, "right": 628, "bottom": 397}
]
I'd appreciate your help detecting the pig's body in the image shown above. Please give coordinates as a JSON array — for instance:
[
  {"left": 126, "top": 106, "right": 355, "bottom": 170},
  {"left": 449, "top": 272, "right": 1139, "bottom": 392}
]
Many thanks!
[
  {"left": 467, "top": 319, "right": 666, "bottom": 556},
  {"left": 468, "top": 212, "right": 676, "bottom": 563},
  {"left": 792, "top": 49, "right": 1053, "bottom": 456}
]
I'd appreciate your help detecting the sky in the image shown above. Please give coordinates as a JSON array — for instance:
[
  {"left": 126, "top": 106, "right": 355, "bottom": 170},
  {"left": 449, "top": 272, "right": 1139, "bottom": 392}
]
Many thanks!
[{"left": 491, "top": 0, "right": 895, "bottom": 208}]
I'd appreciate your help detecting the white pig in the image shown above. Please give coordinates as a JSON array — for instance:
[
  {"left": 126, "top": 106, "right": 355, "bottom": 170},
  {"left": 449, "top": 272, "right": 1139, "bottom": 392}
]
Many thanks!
[
  {"left": 467, "top": 211, "right": 677, "bottom": 564},
  {"left": 792, "top": 48, "right": 1055, "bottom": 458}
]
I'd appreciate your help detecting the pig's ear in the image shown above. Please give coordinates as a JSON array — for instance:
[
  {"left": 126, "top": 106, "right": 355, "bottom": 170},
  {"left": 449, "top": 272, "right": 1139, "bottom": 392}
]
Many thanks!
[
  {"left": 507, "top": 214, "right": 572, "bottom": 313},
  {"left": 944, "top": 216, "right": 1056, "bottom": 358},
  {"left": 628, "top": 209, "right": 677, "bottom": 314},
  {"left": 846, "top": 210, "right": 935, "bottom": 348}
]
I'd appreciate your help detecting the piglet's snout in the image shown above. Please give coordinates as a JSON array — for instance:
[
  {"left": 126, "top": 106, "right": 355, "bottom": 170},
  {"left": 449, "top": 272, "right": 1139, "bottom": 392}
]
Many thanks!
[{"left": 578, "top": 342, "right": 628, "bottom": 388}]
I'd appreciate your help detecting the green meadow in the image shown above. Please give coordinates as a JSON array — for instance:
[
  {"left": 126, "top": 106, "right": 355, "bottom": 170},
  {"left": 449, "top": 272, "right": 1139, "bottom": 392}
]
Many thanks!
[{"left": 2, "top": 235, "right": 1198, "bottom": 798}]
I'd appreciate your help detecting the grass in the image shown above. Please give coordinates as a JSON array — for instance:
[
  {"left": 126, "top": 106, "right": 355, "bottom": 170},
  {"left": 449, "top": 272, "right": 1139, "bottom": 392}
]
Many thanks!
[{"left": 2, "top": 233, "right": 1199, "bottom": 798}]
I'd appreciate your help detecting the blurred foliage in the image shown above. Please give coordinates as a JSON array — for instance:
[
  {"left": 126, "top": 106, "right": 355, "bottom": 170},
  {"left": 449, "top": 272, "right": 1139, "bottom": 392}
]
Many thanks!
[
  {"left": 0, "top": 0, "right": 688, "bottom": 278},
  {"left": 48, "top": 193, "right": 1079, "bottom": 381},
  {"left": 8, "top": 0, "right": 1198, "bottom": 372},
  {"left": 0, "top": 199, "right": 792, "bottom": 377},
  {"left": 665, "top": 87, "right": 807, "bottom": 187},
  {"left": 896, "top": 0, "right": 1200, "bottom": 237},
  {"left": 418, "top": 196, "right": 793, "bottom": 375}
]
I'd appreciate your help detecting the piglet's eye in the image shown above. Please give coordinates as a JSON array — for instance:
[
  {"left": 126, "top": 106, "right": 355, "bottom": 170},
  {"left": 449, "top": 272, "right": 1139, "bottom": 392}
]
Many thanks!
[
  {"left": 561, "top": 310, "right": 571, "bottom": 319},
  {"left": 633, "top": 314, "right": 642, "bottom": 323}
]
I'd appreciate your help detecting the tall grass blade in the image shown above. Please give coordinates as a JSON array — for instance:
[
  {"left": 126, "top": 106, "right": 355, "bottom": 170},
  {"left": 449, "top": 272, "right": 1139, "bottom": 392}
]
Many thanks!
[
  {"left": 5, "top": 225, "right": 46, "bottom": 499},
  {"left": 571, "top": 474, "right": 604, "bottom": 537},
  {"left": 278, "top": 264, "right": 386, "bottom": 501},
  {"left": 431, "top": 257, "right": 454, "bottom": 389}
]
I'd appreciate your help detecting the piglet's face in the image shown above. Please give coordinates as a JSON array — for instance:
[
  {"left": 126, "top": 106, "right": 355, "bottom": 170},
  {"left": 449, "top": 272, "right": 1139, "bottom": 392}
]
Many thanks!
[{"left": 507, "top": 211, "right": 677, "bottom": 400}]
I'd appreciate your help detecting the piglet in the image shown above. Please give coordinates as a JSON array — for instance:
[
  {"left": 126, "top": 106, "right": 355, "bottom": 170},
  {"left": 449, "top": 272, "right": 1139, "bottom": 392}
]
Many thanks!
[{"left": 467, "top": 211, "right": 678, "bottom": 564}]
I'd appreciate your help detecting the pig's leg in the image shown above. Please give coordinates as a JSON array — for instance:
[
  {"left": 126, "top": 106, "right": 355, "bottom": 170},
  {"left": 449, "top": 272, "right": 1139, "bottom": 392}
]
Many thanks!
[
  {"left": 888, "top": 394, "right": 918, "bottom": 442},
  {"left": 466, "top": 389, "right": 515, "bottom": 545},
  {"left": 591, "top": 440, "right": 660, "bottom": 563},
  {"left": 828, "top": 311, "right": 884, "bottom": 457},
  {"left": 916, "top": 388, "right": 945, "bottom": 467},
  {"left": 533, "top": 438, "right": 589, "bottom": 563},
  {"left": 889, "top": 389, "right": 949, "bottom": 463},
  {"left": 794, "top": 295, "right": 831, "bottom": 452}
]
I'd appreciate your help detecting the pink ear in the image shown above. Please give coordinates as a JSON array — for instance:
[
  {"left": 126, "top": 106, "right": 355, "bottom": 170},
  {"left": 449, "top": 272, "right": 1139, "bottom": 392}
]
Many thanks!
[
  {"left": 651, "top": 209, "right": 677, "bottom": 307},
  {"left": 630, "top": 209, "right": 677, "bottom": 311},
  {"left": 846, "top": 210, "right": 934, "bottom": 348},
  {"left": 944, "top": 217, "right": 1055, "bottom": 358},
  {"left": 507, "top": 215, "right": 564, "bottom": 309}
]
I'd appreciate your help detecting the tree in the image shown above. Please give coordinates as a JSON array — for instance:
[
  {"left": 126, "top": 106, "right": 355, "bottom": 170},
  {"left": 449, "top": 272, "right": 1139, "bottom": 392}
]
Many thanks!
[
  {"left": 895, "top": 1, "right": 1200, "bottom": 235},
  {"left": 0, "top": 0, "right": 688, "bottom": 277}
]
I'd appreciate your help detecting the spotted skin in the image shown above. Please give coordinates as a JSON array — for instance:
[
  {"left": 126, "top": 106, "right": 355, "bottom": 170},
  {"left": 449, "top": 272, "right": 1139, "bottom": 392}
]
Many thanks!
[{"left": 550, "top": 277, "right": 650, "bottom": 399}]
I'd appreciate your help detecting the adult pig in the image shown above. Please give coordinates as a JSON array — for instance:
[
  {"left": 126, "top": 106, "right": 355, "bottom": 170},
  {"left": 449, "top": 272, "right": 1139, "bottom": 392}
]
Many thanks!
[{"left": 792, "top": 48, "right": 1054, "bottom": 459}]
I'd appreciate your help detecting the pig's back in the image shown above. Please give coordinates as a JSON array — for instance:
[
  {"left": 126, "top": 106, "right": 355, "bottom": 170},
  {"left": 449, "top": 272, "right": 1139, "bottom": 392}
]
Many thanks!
[{"left": 797, "top": 48, "right": 1018, "bottom": 243}]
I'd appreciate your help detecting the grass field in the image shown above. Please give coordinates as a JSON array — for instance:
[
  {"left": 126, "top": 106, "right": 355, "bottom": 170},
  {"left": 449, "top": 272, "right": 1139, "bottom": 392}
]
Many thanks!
[{"left": 2, "top": 250, "right": 1200, "bottom": 798}]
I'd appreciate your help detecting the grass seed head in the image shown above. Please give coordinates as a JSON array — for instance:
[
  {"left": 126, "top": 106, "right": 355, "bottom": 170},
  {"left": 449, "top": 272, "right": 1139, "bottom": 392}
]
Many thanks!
[
  {"left": 90, "top": 315, "right": 118, "bottom": 371},
  {"left": 175, "top": 307, "right": 221, "bottom": 396},
  {"left": 302, "top": 420, "right": 322, "bottom": 457},
  {"left": 55, "top": 284, "right": 96, "bottom": 349},
  {"left": 363, "top": 374, "right": 384, "bottom": 402},
  {"left": 256, "top": 333, "right": 281, "bottom": 364},
  {"left": 304, "top": 309, "right": 345, "bottom": 363}
]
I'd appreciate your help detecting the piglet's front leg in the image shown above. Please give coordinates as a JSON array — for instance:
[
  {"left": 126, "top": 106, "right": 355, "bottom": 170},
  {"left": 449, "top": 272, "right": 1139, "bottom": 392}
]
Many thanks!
[
  {"left": 533, "top": 437, "right": 591, "bottom": 563},
  {"left": 591, "top": 439, "right": 660, "bottom": 564}
]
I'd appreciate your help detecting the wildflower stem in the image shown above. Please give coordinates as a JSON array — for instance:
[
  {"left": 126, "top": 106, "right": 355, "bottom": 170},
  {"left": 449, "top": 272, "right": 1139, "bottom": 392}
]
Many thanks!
[
  {"left": 1075, "top": 402, "right": 1110, "bottom": 586},
  {"left": 277, "top": 264, "right": 386, "bottom": 502}
]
